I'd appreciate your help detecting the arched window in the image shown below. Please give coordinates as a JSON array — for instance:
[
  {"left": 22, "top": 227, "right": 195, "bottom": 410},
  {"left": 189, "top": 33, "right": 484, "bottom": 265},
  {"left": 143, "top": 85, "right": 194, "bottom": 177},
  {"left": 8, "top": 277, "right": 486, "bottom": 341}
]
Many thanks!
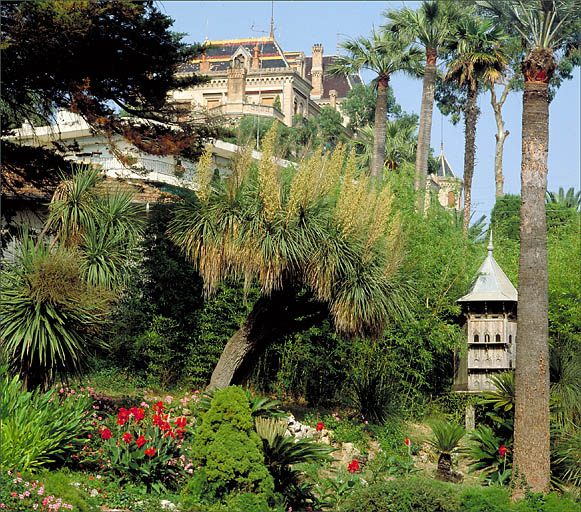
[
  {"left": 495, "top": 334, "right": 501, "bottom": 342},
  {"left": 474, "top": 334, "right": 479, "bottom": 343},
  {"left": 484, "top": 334, "right": 490, "bottom": 343},
  {"left": 447, "top": 191, "right": 456, "bottom": 207},
  {"left": 509, "top": 335, "right": 512, "bottom": 344}
]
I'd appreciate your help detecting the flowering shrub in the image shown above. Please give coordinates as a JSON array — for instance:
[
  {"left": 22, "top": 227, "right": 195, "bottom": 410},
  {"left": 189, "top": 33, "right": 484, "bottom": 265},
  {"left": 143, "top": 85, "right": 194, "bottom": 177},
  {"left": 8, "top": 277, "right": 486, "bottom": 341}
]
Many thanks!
[
  {"left": 85, "top": 400, "right": 193, "bottom": 492},
  {"left": 0, "top": 471, "right": 88, "bottom": 511}
]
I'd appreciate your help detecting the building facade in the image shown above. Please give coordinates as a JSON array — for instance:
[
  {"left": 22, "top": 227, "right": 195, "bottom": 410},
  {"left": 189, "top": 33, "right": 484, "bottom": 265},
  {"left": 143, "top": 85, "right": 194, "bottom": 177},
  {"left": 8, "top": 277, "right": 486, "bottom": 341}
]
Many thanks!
[{"left": 171, "top": 37, "right": 362, "bottom": 127}]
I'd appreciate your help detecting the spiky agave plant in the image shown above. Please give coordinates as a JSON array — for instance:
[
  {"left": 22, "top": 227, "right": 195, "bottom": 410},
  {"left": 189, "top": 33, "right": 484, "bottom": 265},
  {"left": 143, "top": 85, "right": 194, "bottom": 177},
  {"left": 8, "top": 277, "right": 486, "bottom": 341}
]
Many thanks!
[
  {"left": 169, "top": 124, "right": 413, "bottom": 388},
  {"left": 426, "top": 420, "right": 466, "bottom": 482}
]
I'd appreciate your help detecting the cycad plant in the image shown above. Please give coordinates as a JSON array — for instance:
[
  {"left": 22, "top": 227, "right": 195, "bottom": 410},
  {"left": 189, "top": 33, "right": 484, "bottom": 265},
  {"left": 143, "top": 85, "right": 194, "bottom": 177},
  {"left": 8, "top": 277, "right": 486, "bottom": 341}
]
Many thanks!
[
  {"left": 426, "top": 420, "right": 465, "bottom": 481},
  {"left": 169, "top": 125, "right": 414, "bottom": 389},
  {"left": 255, "top": 416, "right": 334, "bottom": 510}
]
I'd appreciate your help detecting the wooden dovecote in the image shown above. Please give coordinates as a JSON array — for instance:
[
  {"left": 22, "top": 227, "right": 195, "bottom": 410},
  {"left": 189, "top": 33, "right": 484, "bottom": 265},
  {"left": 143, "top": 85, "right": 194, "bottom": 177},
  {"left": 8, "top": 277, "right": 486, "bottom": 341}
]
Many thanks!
[{"left": 453, "top": 233, "right": 518, "bottom": 393}]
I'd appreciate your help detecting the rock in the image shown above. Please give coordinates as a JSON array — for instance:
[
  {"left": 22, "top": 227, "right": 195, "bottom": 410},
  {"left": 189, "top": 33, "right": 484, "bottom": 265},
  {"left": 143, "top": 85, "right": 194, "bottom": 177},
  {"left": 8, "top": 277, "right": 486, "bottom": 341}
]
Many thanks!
[
  {"left": 160, "top": 500, "right": 177, "bottom": 510},
  {"left": 90, "top": 489, "right": 99, "bottom": 498}
]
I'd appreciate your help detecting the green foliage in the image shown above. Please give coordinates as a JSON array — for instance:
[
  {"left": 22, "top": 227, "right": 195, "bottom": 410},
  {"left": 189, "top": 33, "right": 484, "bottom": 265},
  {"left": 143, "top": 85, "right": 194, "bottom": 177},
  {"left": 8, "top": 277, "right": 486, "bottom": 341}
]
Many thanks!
[
  {"left": 1, "top": 1, "right": 215, "bottom": 160},
  {"left": 313, "top": 467, "right": 364, "bottom": 511},
  {"left": 0, "top": 374, "right": 92, "bottom": 472},
  {"left": 342, "top": 476, "right": 461, "bottom": 512},
  {"left": 458, "top": 486, "right": 511, "bottom": 512},
  {"left": 340, "top": 83, "right": 402, "bottom": 132},
  {"left": 1, "top": 236, "right": 110, "bottom": 389},
  {"left": 189, "top": 386, "right": 274, "bottom": 504},
  {"left": 316, "top": 105, "right": 346, "bottom": 147},
  {"left": 197, "top": 387, "right": 286, "bottom": 419},
  {"left": 551, "top": 427, "right": 581, "bottom": 488},
  {"left": 432, "top": 392, "right": 476, "bottom": 425},
  {"left": 511, "top": 492, "right": 581, "bottom": 512},
  {"left": 346, "top": 348, "right": 401, "bottom": 425},
  {"left": 255, "top": 416, "right": 333, "bottom": 509},
  {"left": 132, "top": 315, "right": 185, "bottom": 389},
  {"left": 427, "top": 421, "right": 465, "bottom": 455},
  {"left": 0, "top": 469, "right": 98, "bottom": 512},
  {"left": 465, "top": 424, "right": 512, "bottom": 485}
]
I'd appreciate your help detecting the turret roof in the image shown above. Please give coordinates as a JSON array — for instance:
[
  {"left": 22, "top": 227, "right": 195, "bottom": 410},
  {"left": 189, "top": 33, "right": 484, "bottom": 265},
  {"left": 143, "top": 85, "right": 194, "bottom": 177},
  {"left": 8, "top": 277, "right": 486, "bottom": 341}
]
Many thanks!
[{"left": 457, "top": 233, "right": 518, "bottom": 302}]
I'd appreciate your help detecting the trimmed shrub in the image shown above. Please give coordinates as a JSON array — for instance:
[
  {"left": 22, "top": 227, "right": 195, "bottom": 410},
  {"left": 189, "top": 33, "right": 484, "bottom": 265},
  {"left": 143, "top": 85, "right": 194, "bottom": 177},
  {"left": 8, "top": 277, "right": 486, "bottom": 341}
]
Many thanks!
[
  {"left": 459, "top": 487, "right": 510, "bottom": 512},
  {"left": 342, "top": 476, "right": 460, "bottom": 512},
  {"left": 184, "top": 386, "right": 274, "bottom": 506}
]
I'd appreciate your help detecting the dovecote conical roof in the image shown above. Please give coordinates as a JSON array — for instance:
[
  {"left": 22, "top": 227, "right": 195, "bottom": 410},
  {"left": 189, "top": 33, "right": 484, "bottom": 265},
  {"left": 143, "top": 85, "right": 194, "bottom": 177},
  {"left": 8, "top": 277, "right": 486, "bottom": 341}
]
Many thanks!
[{"left": 457, "top": 233, "right": 518, "bottom": 302}]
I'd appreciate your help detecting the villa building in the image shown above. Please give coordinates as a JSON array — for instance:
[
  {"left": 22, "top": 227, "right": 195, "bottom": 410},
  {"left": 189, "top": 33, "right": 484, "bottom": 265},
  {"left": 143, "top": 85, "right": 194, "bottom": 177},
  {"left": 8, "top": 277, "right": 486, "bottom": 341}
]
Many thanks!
[{"left": 170, "top": 37, "right": 362, "bottom": 127}]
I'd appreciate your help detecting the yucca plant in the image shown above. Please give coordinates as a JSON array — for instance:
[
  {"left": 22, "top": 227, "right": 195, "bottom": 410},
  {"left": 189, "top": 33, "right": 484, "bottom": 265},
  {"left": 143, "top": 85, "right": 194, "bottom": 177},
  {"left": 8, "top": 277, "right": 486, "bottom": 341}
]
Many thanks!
[
  {"left": 255, "top": 416, "right": 334, "bottom": 510},
  {"left": 465, "top": 424, "right": 512, "bottom": 485},
  {"left": 426, "top": 420, "right": 465, "bottom": 481},
  {"left": 1, "top": 236, "right": 110, "bottom": 390},
  {"left": 551, "top": 427, "right": 581, "bottom": 488},
  {"left": 169, "top": 125, "right": 414, "bottom": 389}
]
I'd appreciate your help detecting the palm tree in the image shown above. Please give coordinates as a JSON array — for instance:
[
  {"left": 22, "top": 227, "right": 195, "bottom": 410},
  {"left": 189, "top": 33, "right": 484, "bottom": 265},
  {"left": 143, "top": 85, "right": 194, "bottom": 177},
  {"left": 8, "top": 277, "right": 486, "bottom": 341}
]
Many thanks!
[
  {"left": 353, "top": 117, "right": 418, "bottom": 172},
  {"left": 444, "top": 17, "right": 507, "bottom": 233},
  {"left": 328, "top": 28, "right": 423, "bottom": 181},
  {"left": 426, "top": 420, "right": 465, "bottom": 482},
  {"left": 168, "top": 126, "right": 413, "bottom": 389},
  {"left": 478, "top": 0, "right": 581, "bottom": 495},
  {"left": 383, "top": 1, "right": 463, "bottom": 209},
  {"left": 546, "top": 187, "right": 581, "bottom": 210}
]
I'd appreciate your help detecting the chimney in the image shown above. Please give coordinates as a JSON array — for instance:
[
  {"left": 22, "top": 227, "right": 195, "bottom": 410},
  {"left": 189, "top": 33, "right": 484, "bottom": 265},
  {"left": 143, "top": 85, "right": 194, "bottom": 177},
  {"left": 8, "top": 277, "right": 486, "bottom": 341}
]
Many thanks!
[
  {"left": 227, "top": 58, "right": 247, "bottom": 103},
  {"left": 311, "top": 44, "right": 324, "bottom": 97},
  {"left": 296, "top": 53, "right": 305, "bottom": 79},
  {"left": 252, "top": 44, "right": 260, "bottom": 69},
  {"left": 200, "top": 52, "right": 210, "bottom": 72},
  {"left": 329, "top": 89, "right": 337, "bottom": 109}
]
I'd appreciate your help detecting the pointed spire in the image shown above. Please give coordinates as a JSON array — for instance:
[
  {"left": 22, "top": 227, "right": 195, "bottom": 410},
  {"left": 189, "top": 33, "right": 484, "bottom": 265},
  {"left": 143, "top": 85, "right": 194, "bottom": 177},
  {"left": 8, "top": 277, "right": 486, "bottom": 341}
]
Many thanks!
[{"left": 269, "top": 0, "right": 275, "bottom": 38}]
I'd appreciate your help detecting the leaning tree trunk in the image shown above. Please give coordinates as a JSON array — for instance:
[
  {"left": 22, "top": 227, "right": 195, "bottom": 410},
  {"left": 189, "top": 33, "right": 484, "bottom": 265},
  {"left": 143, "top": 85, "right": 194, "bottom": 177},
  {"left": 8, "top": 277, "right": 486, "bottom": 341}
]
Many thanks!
[
  {"left": 371, "top": 73, "right": 390, "bottom": 182},
  {"left": 511, "top": 49, "right": 555, "bottom": 498},
  {"left": 208, "top": 289, "right": 326, "bottom": 390},
  {"left": 462, "top": 86, "right": 479, "bottom": 234},
  {"left": 208, "top": 291, "right": 290, "bottom": 389},
  {"left": 415, "top": 47, "right": 438, "bottom": 212},
  {"left": 490, "top": 83, "right": 511, "bottom": 199}
]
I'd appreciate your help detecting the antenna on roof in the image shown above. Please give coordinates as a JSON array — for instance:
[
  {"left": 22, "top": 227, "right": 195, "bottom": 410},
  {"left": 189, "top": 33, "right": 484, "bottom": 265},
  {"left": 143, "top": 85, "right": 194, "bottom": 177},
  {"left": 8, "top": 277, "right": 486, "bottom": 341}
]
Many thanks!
[
  {"left": 270, "top": 0, "right": 275, "bottom": 38},
  {"left": 440, "top": 111, "right": 444, "bottom": 153},
  {"left": 205, "top": 18, "right": 209, "bottom": 43}
]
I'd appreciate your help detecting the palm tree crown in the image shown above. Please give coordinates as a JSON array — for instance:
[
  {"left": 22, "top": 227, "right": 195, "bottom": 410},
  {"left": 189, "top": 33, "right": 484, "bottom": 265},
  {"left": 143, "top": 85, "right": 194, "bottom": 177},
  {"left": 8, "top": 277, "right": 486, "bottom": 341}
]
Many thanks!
[{"left": 328, "top": 28, "right": 422, "bottom": 181}]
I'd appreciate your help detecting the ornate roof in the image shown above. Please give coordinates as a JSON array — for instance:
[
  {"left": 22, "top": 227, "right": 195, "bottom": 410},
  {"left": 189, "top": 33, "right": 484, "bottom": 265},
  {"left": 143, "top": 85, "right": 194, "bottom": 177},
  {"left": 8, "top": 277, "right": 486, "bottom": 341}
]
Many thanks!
[
  {"left": 432, "top": 145, "right": 457, "bottom": 179},
  {"left": 302, "top": 55, "right": 362, "bottom": 99},
  {"left": 458, "top": 234, "right": 518, "bottom": 302},
  {"left": 178, "top": 37, "right": 289, "bottom": 73}
]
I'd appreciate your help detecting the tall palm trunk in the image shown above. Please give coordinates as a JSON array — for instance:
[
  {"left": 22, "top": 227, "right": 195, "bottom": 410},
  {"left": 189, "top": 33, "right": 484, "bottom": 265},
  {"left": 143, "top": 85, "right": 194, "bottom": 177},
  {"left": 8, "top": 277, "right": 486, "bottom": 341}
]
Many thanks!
[
  {"left": 490, "top": 84, "right": 511, "bottom": 198},
  {"left": 371, "top": 73, "right": 390, "bottom": 181},
  {"left": 462, "top": 86, "right": 479, "bottom": 233},
  {"left": 512, "top": 48, "right": 554, "bottom": 497},
  {"left": 415, "top": 47, "right": 437, "bottom": 211}
]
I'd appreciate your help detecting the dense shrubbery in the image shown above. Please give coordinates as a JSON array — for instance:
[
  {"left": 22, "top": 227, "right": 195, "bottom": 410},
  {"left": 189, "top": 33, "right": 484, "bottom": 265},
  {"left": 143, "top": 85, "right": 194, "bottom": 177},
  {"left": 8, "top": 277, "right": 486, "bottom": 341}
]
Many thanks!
[{"left": 183, "top": 386, "right": 274, "bottom": 507}]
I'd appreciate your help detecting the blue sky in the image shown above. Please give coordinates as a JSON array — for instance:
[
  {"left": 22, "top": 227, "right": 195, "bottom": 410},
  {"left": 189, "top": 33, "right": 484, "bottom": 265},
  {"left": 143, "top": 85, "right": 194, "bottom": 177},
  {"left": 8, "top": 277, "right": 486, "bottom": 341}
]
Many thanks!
[{"left": 160, "top": 1, "right": 580, "bottom": 221}]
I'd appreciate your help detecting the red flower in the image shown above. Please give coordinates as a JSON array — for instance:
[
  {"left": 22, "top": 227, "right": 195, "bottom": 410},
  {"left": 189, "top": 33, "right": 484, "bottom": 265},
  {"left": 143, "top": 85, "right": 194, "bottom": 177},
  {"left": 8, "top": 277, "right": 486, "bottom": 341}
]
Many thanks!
[
  {"left": 347, "top": 459, "right": 360, "bottom": 473},
  {"left": 499, "top": 445, "right": 508, "bottom": 458},
  {"left": 116, "top": 408, "right": 129, "bottom": 425},
  {"left": 153, "top": 401, "right": 164, "bottom": 413},
  {"left": 144, "top": 447, "right": 156, "bottom": 456},
  {"left": 174, "top": 417, "right": 187, "bottom": 429},
  {"left": 121, "top": 432, "right": 133, "bottom": 444},
  {"left": 404, "top": 438, "right": 411, "bottom": 446},
  {"left": 316, "top": 422, "right": 325, "bottom": 432},
  {"left": 100, "top": 428, "right": 112, "bottom": 440},
  {"left": 135, "top": 435, "right": 147, "bottom": 448}
]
